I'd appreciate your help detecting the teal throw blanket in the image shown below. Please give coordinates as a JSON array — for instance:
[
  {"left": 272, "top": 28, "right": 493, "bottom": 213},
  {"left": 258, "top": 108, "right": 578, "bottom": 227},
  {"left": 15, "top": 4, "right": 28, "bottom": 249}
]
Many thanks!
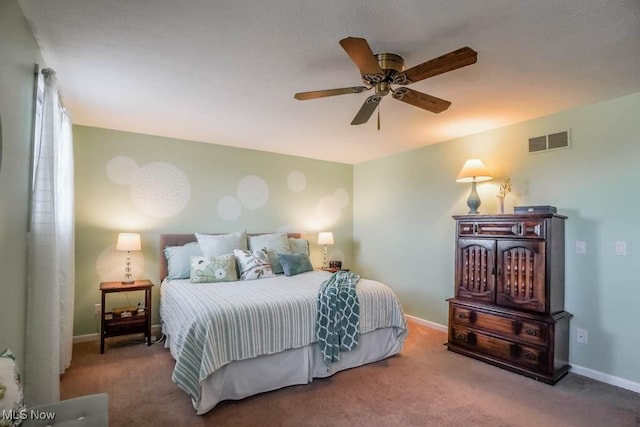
[{"left": 316, "top": 270, "right": 360, "bottom": 365}]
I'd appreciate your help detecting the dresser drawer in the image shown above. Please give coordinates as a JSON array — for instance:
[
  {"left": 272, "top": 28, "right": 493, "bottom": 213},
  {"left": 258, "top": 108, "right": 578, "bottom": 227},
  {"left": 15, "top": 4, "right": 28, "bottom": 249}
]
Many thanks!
[
  {"left": 450, "top": 326, "right": 547, "bottom": 371},
  {"left": 450, "top": 304, "right": 548, "bottom": 346},
  {"left": 518, "top": 320, "right": 547, "bottom": 346},
  {"left": 458, "top": 220, "right": 546, "bottom": 239}
]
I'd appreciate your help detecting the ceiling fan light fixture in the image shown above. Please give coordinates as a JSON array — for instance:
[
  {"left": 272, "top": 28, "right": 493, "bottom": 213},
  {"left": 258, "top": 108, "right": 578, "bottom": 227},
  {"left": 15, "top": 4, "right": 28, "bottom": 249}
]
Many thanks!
[
  {"left": 293, "top": 37, "right": 477, "bottom": 126},
  {"left": 374, "top": 53, "right": 404, "bottom": 76},
  {"left": 375, "top": 81, "right": 390, "bottom": 96}
]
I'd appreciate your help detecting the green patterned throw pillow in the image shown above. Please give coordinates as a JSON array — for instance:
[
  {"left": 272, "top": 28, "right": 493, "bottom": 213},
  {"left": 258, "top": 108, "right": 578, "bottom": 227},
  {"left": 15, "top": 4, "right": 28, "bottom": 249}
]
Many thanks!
[
  {"left": 0, "top": 349, "right": 25, "bottom": 427},
  {"left": 190, "top": 254, "right": 238, "bottom": 283}
]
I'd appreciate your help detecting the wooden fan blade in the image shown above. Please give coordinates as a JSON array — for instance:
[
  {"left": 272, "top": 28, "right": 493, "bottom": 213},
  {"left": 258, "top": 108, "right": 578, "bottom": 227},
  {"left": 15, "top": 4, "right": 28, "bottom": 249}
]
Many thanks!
[
  {"left": 294, "top": 86, "right": 369, "bottom": 100},
  {"left": 351, "top": 94, "right": 383, "bottom": 125},
  {"left": 392, "top": 87, "right": 451, "bottom": 113},
  {"left": 396, "top": 47, "right": 477, "bottom": 84},
  {"left": 339, "top": 37, "right": 384, "bottom": 81}
]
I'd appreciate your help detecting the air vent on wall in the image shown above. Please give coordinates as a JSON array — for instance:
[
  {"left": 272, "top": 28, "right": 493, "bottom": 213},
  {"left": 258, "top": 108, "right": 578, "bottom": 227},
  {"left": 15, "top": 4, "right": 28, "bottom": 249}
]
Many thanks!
[
  {"left": 528, "top": 130, "right": 570, "bottom": 153},
  {"left": 528, "top": 136, "right": 547, "bottom": 153}
]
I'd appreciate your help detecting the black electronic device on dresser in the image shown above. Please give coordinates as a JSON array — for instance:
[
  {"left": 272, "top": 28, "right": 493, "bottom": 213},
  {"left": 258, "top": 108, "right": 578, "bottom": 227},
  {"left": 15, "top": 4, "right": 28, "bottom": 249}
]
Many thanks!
[{"left": 446, "top": 213, "right": 571, "bottom": 384}]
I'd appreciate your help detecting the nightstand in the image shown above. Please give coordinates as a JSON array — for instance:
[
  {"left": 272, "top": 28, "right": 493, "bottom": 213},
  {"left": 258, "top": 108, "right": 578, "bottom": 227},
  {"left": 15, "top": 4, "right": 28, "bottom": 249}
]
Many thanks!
[
  {"left": 321, "top": 267, "right": 350, "bottom": 273},
  {"left": 99, "top": 279, "right": 153, "bottom": 354}
]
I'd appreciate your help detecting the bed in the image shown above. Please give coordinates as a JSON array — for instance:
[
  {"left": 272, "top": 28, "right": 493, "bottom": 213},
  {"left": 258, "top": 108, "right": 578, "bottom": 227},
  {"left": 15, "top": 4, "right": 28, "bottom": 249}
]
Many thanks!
[{"left": 159, "top": 232, "right": 408, "bottom": 414}]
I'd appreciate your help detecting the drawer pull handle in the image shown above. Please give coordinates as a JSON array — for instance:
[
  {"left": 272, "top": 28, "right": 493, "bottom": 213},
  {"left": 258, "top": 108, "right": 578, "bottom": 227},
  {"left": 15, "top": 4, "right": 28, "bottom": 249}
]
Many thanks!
[
  {"left": 524, "top": 328, "right": 537, "bottom": 336},
  {"left": 524, "top": 351, "right": 537, "bottom": 361},
  {"left": 456, "top": 333, "right": 467, "bottom": 342},
  {"left": 456, "top": 313, "right": 468, "bottom": 320}
]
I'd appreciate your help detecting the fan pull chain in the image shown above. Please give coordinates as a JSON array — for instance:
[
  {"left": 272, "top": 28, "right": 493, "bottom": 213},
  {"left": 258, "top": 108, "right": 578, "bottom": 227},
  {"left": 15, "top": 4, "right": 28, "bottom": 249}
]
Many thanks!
[{"left": 377, "top": 104, "right": 381, "bottom": 131}]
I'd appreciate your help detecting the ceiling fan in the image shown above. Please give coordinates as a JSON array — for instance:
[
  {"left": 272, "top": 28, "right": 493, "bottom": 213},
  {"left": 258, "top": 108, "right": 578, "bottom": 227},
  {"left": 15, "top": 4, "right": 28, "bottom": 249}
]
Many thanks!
[{"left": 294, "top": 37, "right": 477, "bottom": 127}]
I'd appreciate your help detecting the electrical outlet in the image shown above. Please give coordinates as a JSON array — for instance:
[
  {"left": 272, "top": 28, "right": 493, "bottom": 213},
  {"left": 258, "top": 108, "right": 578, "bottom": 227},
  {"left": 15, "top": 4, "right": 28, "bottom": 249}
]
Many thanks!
[
  {"left": 616, "top": 241, "right": 627, "bottom": 256},
  {"left": 94, "top": 303, "right": 101, "bottom": 316},
  {"left": 576, "top": 328, "right": 588, "bottom": 344}
]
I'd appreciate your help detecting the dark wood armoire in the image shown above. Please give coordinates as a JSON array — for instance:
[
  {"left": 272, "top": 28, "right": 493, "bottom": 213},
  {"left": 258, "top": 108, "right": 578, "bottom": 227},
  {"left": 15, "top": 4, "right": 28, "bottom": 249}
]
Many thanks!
[{"left": 447, "top": 214, "right": 571, "bottom": 384}]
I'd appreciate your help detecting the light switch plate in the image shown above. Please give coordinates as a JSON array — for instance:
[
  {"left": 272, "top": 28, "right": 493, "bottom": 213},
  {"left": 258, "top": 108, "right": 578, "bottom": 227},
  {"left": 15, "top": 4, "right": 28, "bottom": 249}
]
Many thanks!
[
  {"left": 575, "top": 241, "right": 586, "bottom": 255},
  {"left": 615, "top": 241, "right": 627, "bottom": 256}
]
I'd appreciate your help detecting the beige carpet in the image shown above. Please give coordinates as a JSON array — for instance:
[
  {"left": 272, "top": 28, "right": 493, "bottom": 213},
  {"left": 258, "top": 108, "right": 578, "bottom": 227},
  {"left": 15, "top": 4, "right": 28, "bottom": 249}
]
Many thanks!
[{"left": 61, "top": 320, "right": 640, "bottom": 426}]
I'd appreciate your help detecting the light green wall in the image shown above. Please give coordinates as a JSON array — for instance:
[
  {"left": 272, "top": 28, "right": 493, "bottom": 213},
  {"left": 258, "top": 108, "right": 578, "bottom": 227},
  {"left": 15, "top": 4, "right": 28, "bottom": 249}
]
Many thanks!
[
  {"left": 73, "top": 126, "right": 353, "bottom": 336},
  {"left": 5, "top": 0, "right": 637, "bottom": 390},
  {"left": 0, "top": 0, "right": 42, "bottom": 368},
  {"left": 354, "top": 91, "right": 640, "bottom": 384}
]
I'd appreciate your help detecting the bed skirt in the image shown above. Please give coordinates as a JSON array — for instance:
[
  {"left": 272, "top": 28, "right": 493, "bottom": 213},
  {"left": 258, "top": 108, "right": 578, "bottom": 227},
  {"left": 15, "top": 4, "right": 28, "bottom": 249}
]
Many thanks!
[{"left": 165, "top": 326, "right": 405, "bottom": 414}]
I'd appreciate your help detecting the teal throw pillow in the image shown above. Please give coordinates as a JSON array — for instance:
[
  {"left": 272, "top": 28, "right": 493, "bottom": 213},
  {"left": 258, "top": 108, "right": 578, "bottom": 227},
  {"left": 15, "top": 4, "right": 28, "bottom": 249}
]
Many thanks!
[{"left": 278, "top": 253, "right": 313, "bottom": 277}]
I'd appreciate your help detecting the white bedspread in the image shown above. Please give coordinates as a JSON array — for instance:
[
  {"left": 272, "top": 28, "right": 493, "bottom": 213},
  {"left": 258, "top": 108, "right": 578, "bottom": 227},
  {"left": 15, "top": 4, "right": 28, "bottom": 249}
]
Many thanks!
[{"left": 160, "top": 270, "right": 407, "bottom": 406}]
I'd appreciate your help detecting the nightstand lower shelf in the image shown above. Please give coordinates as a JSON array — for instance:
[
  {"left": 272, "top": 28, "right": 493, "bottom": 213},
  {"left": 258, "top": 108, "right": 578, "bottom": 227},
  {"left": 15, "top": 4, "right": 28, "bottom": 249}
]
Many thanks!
[
  {"left": 103, "top": 311, "right": 148, "bottom": 336},
  {"left": 99, "top": 279, "right": 153, "bottom": 354}
]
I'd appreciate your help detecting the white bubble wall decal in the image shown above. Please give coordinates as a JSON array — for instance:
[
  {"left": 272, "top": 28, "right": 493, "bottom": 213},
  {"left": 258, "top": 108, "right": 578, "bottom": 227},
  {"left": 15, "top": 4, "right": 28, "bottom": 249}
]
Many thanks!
[
  {"left": 237, "top": 175, "right": 269, "bottom": 209},
  {"left": 287, "top": 171, "right": 306, "bottom": 193},
  {"left": 130, "top": 162, "right": 190, "bottom": 218},
  {"left": 316, "top": 195, "right": 341, "bottom": 226},
  {"left": 107, "top": 156, "right": 139, "bottom": 185},
  {"left": 333, "top": 188, "right": 350, "bottom": 208}
]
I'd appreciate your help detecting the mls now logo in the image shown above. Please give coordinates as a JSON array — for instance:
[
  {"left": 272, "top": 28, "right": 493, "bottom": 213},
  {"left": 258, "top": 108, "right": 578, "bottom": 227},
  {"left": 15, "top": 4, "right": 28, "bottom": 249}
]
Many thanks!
[{"left": 1, "top": 409, "right": 56, "bottom": 422}]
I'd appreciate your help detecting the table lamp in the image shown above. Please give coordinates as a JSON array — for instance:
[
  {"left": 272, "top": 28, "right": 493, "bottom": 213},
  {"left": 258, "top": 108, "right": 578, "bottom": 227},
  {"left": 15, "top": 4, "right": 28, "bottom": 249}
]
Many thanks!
[
  {"left": 317, "top": 232, "right": 334, "bottom": 268},
  {"left": 456, "top": 159, "right": 492, "bottom": 214},
  {"left": 116, "top": 232, "right": 141, "bottom": 284}
]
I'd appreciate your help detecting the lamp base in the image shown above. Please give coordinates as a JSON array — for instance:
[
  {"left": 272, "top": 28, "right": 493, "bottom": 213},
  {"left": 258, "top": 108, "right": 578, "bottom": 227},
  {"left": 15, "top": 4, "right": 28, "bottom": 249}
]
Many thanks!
[
  {"left": 322, "top": 246, "right": 328, "bottom": 268},
  {"left": 121, "top": 280, "right": 135, "bottom": 285},
  {"left": 466, "top": 181, "right": 481, "bottom": 214}
]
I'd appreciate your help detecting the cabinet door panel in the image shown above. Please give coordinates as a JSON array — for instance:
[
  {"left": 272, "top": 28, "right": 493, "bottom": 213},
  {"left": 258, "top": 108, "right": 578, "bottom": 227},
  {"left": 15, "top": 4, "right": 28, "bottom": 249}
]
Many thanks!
[
  {"left": 496, "top": 240, "right": 546, "bottom": 312},
  {"left": 455, "top": 239, "right": 495, "bottom": 303}
]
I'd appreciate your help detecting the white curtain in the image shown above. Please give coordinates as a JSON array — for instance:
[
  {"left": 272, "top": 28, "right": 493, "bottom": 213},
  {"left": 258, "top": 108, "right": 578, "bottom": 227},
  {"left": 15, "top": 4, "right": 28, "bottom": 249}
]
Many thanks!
[{"left": 24, "top": 69, "right": 75, "bottom": 405}]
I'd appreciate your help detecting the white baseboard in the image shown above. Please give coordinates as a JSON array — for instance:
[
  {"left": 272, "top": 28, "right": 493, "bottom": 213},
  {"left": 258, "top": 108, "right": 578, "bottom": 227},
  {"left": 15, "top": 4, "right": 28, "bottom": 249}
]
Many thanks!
[
  {"left": 404, "top": 313, "right": 640, "bottom": 394},
  {"left": 73, "top": 324, "right": 162, "bottom": 344},
  {"left": 570, "top": 364, "right": 640, "bottom": 393},
  {"left": 404, "top": 314, "right": 447, "bottom": 333},
  {"left": 73, "top": 333, "right": 99, "bottom": 344}
]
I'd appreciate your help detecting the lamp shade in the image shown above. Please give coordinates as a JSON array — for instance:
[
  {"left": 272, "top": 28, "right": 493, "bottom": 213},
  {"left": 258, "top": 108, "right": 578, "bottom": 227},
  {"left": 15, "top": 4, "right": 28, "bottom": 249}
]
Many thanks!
[
  {"left": 317, "top": 232, "right": 334, "bottom": 246},
  {"left": 116, "top": 233, "right": 141, "bottom": 251},
  {"left": 456, "top": 159, "right": 493, "bottom": 183}
]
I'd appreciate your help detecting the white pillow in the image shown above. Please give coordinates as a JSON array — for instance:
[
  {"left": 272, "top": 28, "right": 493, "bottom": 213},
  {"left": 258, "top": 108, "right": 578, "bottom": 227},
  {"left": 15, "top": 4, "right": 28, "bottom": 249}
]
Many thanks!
[
  {"left": 0, "top": 348, "right": 25, "bottom": 426},
  {"left": 196, "top": 231, "right": 247, "bottom": 257},
  {"left": 164, "top": 242, "right": 202, "bottom": 280},
  {"left": 233, "top": 248, "right": 275, "bottom": 280},
  {"left": 248, "top": 233, "right": 291, "bottom": 274},
  {"left": 288, "top": 238, "right": 310, "bottom": 256}
]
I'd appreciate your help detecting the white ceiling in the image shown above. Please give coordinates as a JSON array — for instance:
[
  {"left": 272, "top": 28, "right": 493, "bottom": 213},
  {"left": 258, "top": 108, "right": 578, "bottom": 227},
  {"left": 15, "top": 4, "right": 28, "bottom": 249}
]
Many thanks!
[{"left": 18, "top": 0, "right": 640, "bottom": 164}]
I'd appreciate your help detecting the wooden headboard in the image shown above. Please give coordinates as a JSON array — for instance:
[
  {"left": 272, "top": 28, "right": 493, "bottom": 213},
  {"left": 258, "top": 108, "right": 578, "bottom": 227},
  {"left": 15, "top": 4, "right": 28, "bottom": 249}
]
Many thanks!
[{"left": 159, "top": 233, "right": 302, "bottom": 280}]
